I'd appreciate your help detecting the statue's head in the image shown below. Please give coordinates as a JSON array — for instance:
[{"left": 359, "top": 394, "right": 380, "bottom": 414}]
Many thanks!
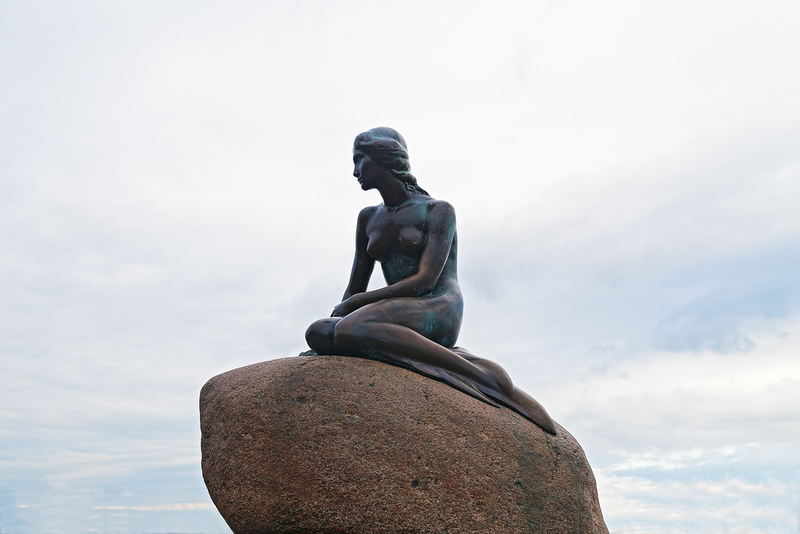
[{"left": 353, "top": 128, "right": 429, "bottom": 196}]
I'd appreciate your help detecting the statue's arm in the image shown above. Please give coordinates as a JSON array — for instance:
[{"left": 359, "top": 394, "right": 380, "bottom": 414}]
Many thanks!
[
  {"left": 412, "top": 201, "right": 457, "bottom": 293},
  {"left": 341, "top": 206, "right": 377, "bottom": 301},
  {"left": 332, "top": 202, "right": 455, "bottom": 317}
]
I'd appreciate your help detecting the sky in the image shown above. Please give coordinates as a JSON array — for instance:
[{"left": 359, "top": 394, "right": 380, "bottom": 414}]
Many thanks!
[{"left": 1, "top": 0, "right": 799, "bottom": 532}]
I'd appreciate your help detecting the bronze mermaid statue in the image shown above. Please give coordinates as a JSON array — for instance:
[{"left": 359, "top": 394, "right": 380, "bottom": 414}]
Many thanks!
[{"left": 304, "top": 127, "right": 556, "bottom": 435}]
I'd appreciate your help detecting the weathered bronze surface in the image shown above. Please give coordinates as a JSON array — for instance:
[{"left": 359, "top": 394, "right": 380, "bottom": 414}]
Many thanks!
[{"left": 305, "top": 127, "right": 555, "bottom": 434}]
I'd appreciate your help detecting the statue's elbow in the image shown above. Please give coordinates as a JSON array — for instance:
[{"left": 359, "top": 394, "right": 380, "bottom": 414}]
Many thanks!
[{"left": 415, "top": 278, "right": 437, "bottom": 296}]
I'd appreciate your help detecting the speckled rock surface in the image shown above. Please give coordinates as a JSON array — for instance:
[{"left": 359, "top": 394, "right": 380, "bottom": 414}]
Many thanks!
[{"left": 200, "top": 355, "right": 609, "bottom": 534}]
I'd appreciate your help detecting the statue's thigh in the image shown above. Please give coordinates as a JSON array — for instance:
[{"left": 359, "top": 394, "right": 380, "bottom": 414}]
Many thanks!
[{"left": 344, "top": 296, "right": 461, "bottom": 345}]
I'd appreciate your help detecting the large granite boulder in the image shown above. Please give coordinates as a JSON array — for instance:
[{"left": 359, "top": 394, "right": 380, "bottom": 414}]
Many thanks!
[{"left": 200, "top": 355, "right": 609, "bottom": 534}]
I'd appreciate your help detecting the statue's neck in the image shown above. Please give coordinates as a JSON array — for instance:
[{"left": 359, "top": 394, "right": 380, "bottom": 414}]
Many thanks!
[{"left": 377, "top": 179, "right": 411, "bottom": 209}]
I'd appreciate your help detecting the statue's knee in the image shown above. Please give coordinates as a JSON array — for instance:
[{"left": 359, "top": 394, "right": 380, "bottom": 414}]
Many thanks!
[
  {"left": 304, "top": 320, "right": 322, "bottom": 344},
  {"left": 305, "top": 318, "right": 337, "bottom": 352}
]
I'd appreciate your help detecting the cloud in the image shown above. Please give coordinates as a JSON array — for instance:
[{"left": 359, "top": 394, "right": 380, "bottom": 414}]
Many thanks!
[
  {"left": 598, "top": 474, "right": 798, "bottom": 534},
  {"left": 1, "top": 1, "right": 799, "bottom": 533}
]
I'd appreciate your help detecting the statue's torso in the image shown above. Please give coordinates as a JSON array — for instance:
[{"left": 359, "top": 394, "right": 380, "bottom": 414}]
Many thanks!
[{"left": 364, "top": 198, "right": 459, "bottom": 294}]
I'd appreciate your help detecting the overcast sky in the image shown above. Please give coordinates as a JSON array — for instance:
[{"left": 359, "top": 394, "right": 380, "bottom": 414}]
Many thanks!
[{"left": 1, "top": 1, "right": 799, "bottom": 533}]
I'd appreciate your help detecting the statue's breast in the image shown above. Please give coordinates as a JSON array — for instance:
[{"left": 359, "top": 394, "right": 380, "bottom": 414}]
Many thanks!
[
  {"left": 366, "top": 232, "right": 389, "bottom": 262},
  {"left": 366, "top": 225, "right": 426, "bottom": 263},
  {"left": 398, "top": 226, "right": 425, "bottom": 256}
]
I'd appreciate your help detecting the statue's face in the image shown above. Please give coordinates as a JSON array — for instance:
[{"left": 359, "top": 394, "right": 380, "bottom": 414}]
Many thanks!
[{"left": 353, "top": 149, "right": 388, "bottom": 191}]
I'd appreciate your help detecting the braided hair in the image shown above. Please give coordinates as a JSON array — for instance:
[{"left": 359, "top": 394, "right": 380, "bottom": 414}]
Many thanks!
[{"left": 353, "top": 127, "right": 430, "bottom": 196}]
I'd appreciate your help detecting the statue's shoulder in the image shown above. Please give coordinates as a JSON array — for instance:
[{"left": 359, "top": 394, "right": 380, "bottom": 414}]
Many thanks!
[
  {"left": 424, "top": 199, "right": 456, "bottom": 219},
  {"left": 356, "top": 205, "right": 379, "bottom": 225}
]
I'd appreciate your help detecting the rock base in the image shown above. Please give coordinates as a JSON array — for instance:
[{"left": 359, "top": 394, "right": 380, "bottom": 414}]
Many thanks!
[{"left": 200, "top": 355, "right": 609, "bottom": 534}]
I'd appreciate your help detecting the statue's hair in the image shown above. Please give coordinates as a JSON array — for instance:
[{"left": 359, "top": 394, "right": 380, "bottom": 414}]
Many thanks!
[{"left": 353, "top": 127, "right": 430, "bottom": 196}]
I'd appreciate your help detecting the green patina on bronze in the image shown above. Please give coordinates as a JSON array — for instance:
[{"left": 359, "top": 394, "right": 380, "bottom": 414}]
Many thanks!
[{"left": 304, "top": 127, "right": 555, "bottom": 435}]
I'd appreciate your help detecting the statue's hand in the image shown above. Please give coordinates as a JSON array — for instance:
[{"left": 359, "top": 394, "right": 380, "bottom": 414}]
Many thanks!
[{"left": 331, "top": 294, "right": 369, "bottom": 317}]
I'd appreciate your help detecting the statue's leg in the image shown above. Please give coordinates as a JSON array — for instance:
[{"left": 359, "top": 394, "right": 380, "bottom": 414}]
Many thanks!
[
  {"left": 453, "top": 348, "right": 556, "bottom": 434},
  {"left": 337, "top": 321, "right": 491, "bottom": 379},
  {"left": 332, "top": 298, "right": 497, "bottom": 390},
  {"left": 305, "top": 317, "right": 343, "bottom": 355}
]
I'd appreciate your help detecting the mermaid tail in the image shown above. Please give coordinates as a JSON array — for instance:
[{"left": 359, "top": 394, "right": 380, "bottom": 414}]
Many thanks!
[
  {"left": 385, "top": 353, "right": 501, "bottom": 408},
  {"left": 299, "top": 349, "right": 501, "bottom": 406},
  {"left": 392, "top": 346, "right": 556, "bottom": 435}
]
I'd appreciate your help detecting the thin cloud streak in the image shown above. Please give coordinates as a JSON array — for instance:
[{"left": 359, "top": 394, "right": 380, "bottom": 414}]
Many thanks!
[{"left": 93, "top": 503, "right": 214, "bottom": 511}]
